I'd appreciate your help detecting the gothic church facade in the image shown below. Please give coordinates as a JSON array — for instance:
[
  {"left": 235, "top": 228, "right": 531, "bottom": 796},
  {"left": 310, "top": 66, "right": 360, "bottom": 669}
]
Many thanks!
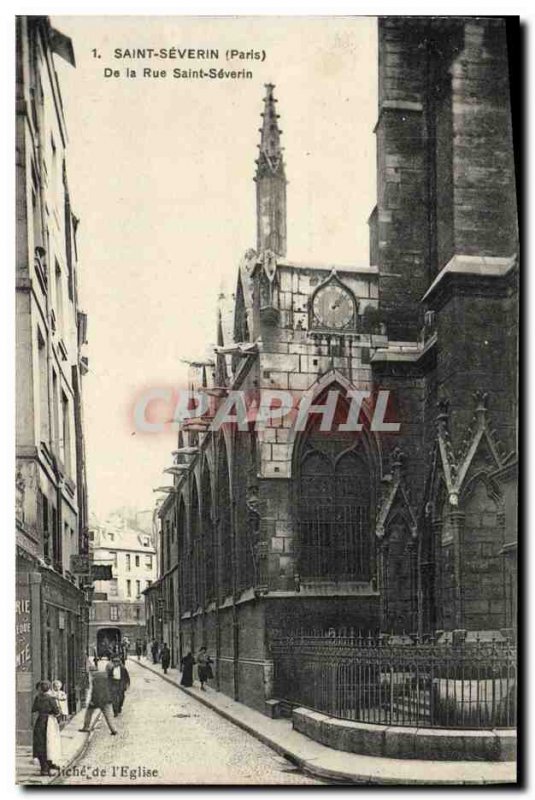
[{"left": 149, "top": 18, "right": 518, "bottom": 713}]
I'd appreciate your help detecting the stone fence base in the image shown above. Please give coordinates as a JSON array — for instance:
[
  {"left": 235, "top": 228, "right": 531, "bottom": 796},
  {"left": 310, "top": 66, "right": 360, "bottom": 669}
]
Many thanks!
[{"left": 292, "top": 708, "right": 516, "bottom": 762}]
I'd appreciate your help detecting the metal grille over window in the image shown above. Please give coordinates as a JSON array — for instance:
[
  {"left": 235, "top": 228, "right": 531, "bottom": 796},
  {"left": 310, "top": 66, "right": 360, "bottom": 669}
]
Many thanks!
[{"left": 298, "top": 431, "right": 371, "bottom": 582}]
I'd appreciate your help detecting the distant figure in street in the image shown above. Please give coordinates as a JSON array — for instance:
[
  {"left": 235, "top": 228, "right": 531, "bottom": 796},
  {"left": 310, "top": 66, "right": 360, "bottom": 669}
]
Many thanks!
[
  {"left": 135, "top": 639, "right": 143, "bottom": 660},
  {"left": 106, "top": 655, "right": 130, "bottom": 716},
  {"left": 151, "top": 639, "right": 159, "bottom": 664},
  {"left": 180, "top": 650, "right": 194, "bottom": 687},
  {"left": 196, "top": 647, "right": 214, "bottom": 691},
  {"left": 160, "top": 643, "right": 171, "bottom": 674},
  {"left": 92, "top": 647, "right": 99, "bottom": 669},
  {"left": 121, "top": 637, "right": 130, "bottom": 663},
  {"left": 51, "top": 680, "right": 69, "bottom": 721},
  {"left": 32, "top": 681, "right": 61, "bottom": 776},
  {"left": 79, "top": 669, "right": 117, "bottom": 735}
]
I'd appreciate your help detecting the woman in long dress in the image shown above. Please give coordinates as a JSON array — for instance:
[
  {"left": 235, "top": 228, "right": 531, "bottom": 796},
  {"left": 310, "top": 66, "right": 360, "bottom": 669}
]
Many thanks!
[
  {"left": 180, "top": 651, "right": 194, "bottom": 687},
  {"left": 32, "top": 681, "right": 61, "bottom": 776}
]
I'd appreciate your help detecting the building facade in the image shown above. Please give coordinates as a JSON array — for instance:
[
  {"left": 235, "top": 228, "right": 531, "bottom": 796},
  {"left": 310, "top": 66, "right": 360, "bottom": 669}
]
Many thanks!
[
  {"left": 16, "top": 16, "right": 91, "bottom": 744},
  {"left": 88, "top": 516, "right": 157, "bottom": 655},
  {"left": 149, "top": 17, "right": 517, "bottom": 714}
]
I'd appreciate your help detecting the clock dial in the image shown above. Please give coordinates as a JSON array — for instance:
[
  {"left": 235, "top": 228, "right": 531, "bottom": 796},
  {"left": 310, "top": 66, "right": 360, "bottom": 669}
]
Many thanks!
[{"left": 312, "top": 283, "right": 355, "bottom": 329}]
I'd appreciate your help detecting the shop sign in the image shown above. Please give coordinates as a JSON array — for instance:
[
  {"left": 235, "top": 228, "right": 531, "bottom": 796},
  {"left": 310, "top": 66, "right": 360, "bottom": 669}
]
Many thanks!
[
  {"left": 16, "top": 585, "right": 31, "bottom": 672},
  {"left": 91, "top": 564, "right": 113, "bottom": 580},
  {"left": 70, "top": 554, "right": 90, "bottom": 575}
]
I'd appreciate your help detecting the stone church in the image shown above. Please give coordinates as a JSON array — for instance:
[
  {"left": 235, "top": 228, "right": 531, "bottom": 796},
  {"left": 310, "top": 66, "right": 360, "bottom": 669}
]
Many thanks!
[{"left": 150, "top": 17, "right": 518, "bottom": 712}]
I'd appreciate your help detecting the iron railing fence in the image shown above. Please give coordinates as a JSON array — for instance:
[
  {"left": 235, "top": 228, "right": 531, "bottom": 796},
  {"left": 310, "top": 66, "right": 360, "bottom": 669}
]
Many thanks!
[{"left": 270, "top": 631, "right": 516, "bottom": 729}]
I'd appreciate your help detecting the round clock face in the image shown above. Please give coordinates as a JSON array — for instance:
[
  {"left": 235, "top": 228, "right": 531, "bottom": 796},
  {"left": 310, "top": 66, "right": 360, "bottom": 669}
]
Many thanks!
[{"left": 312, "top": 283, "right": 355, "bottom": 329}]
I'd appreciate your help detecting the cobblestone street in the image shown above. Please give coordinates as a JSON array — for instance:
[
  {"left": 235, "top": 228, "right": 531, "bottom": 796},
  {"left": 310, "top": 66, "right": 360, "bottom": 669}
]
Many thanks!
[{"left": 56, "top": 661, "right": 322, "bottom": 786}]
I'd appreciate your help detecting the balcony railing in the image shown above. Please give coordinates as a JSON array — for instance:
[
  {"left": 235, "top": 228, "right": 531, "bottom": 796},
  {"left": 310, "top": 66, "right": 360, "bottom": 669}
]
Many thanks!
[{"left": 270, "top": 631, "right": 516, "bottom": 729}]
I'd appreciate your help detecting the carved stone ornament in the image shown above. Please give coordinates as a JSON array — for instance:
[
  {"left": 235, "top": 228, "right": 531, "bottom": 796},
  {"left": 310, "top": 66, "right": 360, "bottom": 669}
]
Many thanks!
[
  {"left": 15, "top": 466, "right": 25, "bottom": 522},
  {"left": 262, "top": 249, "right": 278, "bottom": 283}
]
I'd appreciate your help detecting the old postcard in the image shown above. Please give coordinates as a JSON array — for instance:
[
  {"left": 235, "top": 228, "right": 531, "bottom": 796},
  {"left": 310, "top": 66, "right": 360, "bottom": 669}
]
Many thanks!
[{"left": 15, "top": 14, "right": 518, "bottom": 786}]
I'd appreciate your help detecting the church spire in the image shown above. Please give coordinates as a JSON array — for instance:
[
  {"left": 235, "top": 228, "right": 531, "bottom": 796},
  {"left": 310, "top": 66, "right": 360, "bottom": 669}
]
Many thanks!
[{"left": 254, "top": 83, "right": 287, "bottom": 257}]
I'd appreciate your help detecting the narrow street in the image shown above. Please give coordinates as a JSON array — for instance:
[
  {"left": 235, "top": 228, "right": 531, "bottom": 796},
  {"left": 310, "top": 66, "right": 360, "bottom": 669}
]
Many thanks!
[{"left": 56, "top": 660, "right": 322, "bottom": 786}]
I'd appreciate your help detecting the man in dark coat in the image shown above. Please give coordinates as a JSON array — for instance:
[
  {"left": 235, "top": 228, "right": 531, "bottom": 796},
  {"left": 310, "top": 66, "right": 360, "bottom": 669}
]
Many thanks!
[
  {"left": 79, "top": 668, "right": 117, "bottom": 735},
  {"left": 151, "top": 639, "right": 159, "bottom": 664},
  {"left": 196, "top": 646, "right": 213, "bottom": 691},
  {"left": 160, "top": 643, "right": 171, "bottom": 674},
  {"left": 106, "top": 655, "right": 130, "bottom": 715}
]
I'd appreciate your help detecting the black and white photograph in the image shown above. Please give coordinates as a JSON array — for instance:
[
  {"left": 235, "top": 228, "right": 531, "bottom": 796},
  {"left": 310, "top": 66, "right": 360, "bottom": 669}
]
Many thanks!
[{"left": 12, "top": 10, "right": 519, "bottom": 787}]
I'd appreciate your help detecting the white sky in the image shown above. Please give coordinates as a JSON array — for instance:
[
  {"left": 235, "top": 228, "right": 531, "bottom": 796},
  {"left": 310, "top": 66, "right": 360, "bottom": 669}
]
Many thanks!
[{"left": 51, "top": 16, "right": 378, "bottom": 519}]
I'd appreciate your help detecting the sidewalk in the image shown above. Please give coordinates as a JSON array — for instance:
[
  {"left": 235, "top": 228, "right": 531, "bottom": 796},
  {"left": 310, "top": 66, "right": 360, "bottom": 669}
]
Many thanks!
[
  {"left": 15, "top": 707, "right": 101, "bottom": 786},
  {"left": 136, "top": 657, "right": 516, "bottom": 786}
]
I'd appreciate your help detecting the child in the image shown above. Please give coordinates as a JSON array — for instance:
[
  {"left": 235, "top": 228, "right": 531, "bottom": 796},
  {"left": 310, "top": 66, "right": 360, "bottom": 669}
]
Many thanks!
[{"left": 51, "top": 680, "right": 69, "bottom": 721}]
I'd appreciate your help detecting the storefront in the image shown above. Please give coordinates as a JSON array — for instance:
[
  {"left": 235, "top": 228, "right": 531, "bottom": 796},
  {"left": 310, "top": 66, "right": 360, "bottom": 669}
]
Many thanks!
[{"left": 41, "top": 568, "right": 87, "bottom": 714}]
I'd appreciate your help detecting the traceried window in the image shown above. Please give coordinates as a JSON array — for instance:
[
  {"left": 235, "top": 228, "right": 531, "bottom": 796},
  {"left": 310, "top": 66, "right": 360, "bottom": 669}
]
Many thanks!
[
  {"left": 201, "top": 463, "right": 215, "bottom": 603},
  {"left": 177, "top": 497, "right": 189, "bottom": 610},
  {"left": 191, "top": 481, "right": 203, "bottom": 608},
  {"left": 297, "top": 425, "right": 371, "bottom": 581},
  {"left": 382, "top": 521, "right": 417, "bottom": 634},
  {"left": 218, "top": 439, "right": 232, "bottom": 597},
  {"left": 234, "top": 428, "right": 258, "bottom": 592}
]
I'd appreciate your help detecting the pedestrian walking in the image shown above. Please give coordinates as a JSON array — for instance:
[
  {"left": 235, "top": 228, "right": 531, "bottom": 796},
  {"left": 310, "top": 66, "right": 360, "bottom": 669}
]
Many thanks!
[
  {"left": 106, "top": 655, "right": 130, "bottom": 716},
  {"left": 196, "top": 646, "right": 214, "bottom": 691},
  {"left": 79, "top": 669, "right": 117, "bottom": 735},
  {"left": 32, "top": 681, "right": 61, "bottom": 776},
  {"left": 160, "top": 642, "right": 171, "bottom": 674},
  {"left": 151, "top": 639, "right": 159, "bottom": 664},
  {"left": 135, "top": 639, "right": 143, "bottom": 660},
  {"left": 180, "top": 650, "right": 194, "bottom": 687}
]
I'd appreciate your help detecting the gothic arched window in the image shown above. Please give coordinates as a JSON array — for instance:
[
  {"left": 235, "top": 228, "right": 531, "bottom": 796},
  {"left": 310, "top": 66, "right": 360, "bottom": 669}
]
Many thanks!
[
  {"left": 234, "top": 428, "right": 258, "bottom": 592},
  {"left": 383, "top": 520, "right": 417, "bottom": 634},
  {"left": 461, "top": 478, "right": 505, "bottom": 630},
  {"left": 217, "top": 438, "right": 232, "bottom": 597},
  {"left": 177, "top": 496, "right": 188, "bottom": 610},
  {"left": 297, "top": 427, "right": 371, "bottom": 581},
  {"left": 191, "top": 481, "right": 202, "bottom": 609},
  {"left": 201, "top": 462, "right": 215, "bottom": 603}
]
